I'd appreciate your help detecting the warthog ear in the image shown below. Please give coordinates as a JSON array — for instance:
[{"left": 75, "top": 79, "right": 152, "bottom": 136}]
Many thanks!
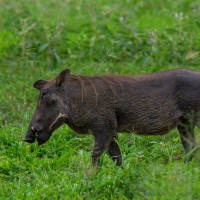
[
  {"left": 33, "top": 80, "right": 47, "bottom": 90},
  {"left": 56, "top": 69, "right": 70, "bottom": 87}
]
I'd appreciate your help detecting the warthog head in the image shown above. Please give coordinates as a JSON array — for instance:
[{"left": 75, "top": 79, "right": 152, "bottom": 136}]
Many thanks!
[{"left": 24, "top": 69, "right": 70, "bottom": 145}]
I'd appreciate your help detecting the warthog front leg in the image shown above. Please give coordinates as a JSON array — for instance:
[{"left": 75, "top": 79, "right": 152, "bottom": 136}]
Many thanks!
[
  {"left": 108, "top": 135, "right": 122, "bottom": 166},
  {"left": 177, "top": 117, "right": 197, "bottom": 162},
  {"left": 92, "top": 130, "right": 114, "bottom": 167}
]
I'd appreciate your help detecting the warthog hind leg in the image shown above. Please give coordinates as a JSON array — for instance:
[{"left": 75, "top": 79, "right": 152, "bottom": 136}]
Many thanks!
[{"left": 177, "top": 117, "right": 197, "bottom": 162}]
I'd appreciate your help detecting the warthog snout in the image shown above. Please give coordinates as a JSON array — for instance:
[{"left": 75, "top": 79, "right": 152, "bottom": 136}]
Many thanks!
[
  {"left": 23, "top": 127, "right": 35, "bottom": 143},
  {"left": 24, "top": 123, "right": 52, "bottom": 145},
  {"left": 24, "top": 122, "right": 43, "bottom": 144}
]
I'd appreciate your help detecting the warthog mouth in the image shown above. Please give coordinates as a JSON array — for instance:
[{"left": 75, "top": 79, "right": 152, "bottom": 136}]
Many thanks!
[
  {"left": 31, "top": 127, "right": 40, "bottom": 139},
  {"left": 33, "top": 127, "right": 52, "bottom": 145}
]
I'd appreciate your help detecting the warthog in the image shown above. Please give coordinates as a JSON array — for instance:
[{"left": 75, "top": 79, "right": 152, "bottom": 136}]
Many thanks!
[{"left": 24, "top": 68, "right": 199, "bottom": 166}]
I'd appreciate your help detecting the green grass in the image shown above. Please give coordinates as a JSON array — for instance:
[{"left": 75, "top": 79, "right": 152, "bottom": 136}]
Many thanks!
[{"left": 1, "top": 0, "right": 200, "bottom": 199}]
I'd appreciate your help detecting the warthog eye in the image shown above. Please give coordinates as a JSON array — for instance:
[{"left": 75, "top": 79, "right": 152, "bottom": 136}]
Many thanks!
[
  {"left": 42, "top": 89, "right": 48, "bottom": 97},
  {"left": 41, "top": 89, "right": 50, "bottom": 101}
]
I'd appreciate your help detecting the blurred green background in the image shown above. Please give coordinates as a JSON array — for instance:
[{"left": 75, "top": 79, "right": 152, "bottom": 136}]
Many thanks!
[{"left": 1, "top": 0, "right": 200, "bottom": 199}]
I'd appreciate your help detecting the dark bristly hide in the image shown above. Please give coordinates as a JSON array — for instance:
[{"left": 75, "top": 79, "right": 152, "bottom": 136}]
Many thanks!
[{"left": 24, "top": 68, "right": 200, "bottom": 166}]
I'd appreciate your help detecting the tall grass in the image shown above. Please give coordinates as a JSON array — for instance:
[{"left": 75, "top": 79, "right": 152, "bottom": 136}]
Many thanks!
[{"left": 1, "top": 0, "right": 200, "bottom": 199}]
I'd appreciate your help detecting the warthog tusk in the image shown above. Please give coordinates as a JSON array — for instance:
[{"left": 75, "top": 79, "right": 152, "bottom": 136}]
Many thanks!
[{"left": 31, "top": 127, "right": 35, "bottom": 132}]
